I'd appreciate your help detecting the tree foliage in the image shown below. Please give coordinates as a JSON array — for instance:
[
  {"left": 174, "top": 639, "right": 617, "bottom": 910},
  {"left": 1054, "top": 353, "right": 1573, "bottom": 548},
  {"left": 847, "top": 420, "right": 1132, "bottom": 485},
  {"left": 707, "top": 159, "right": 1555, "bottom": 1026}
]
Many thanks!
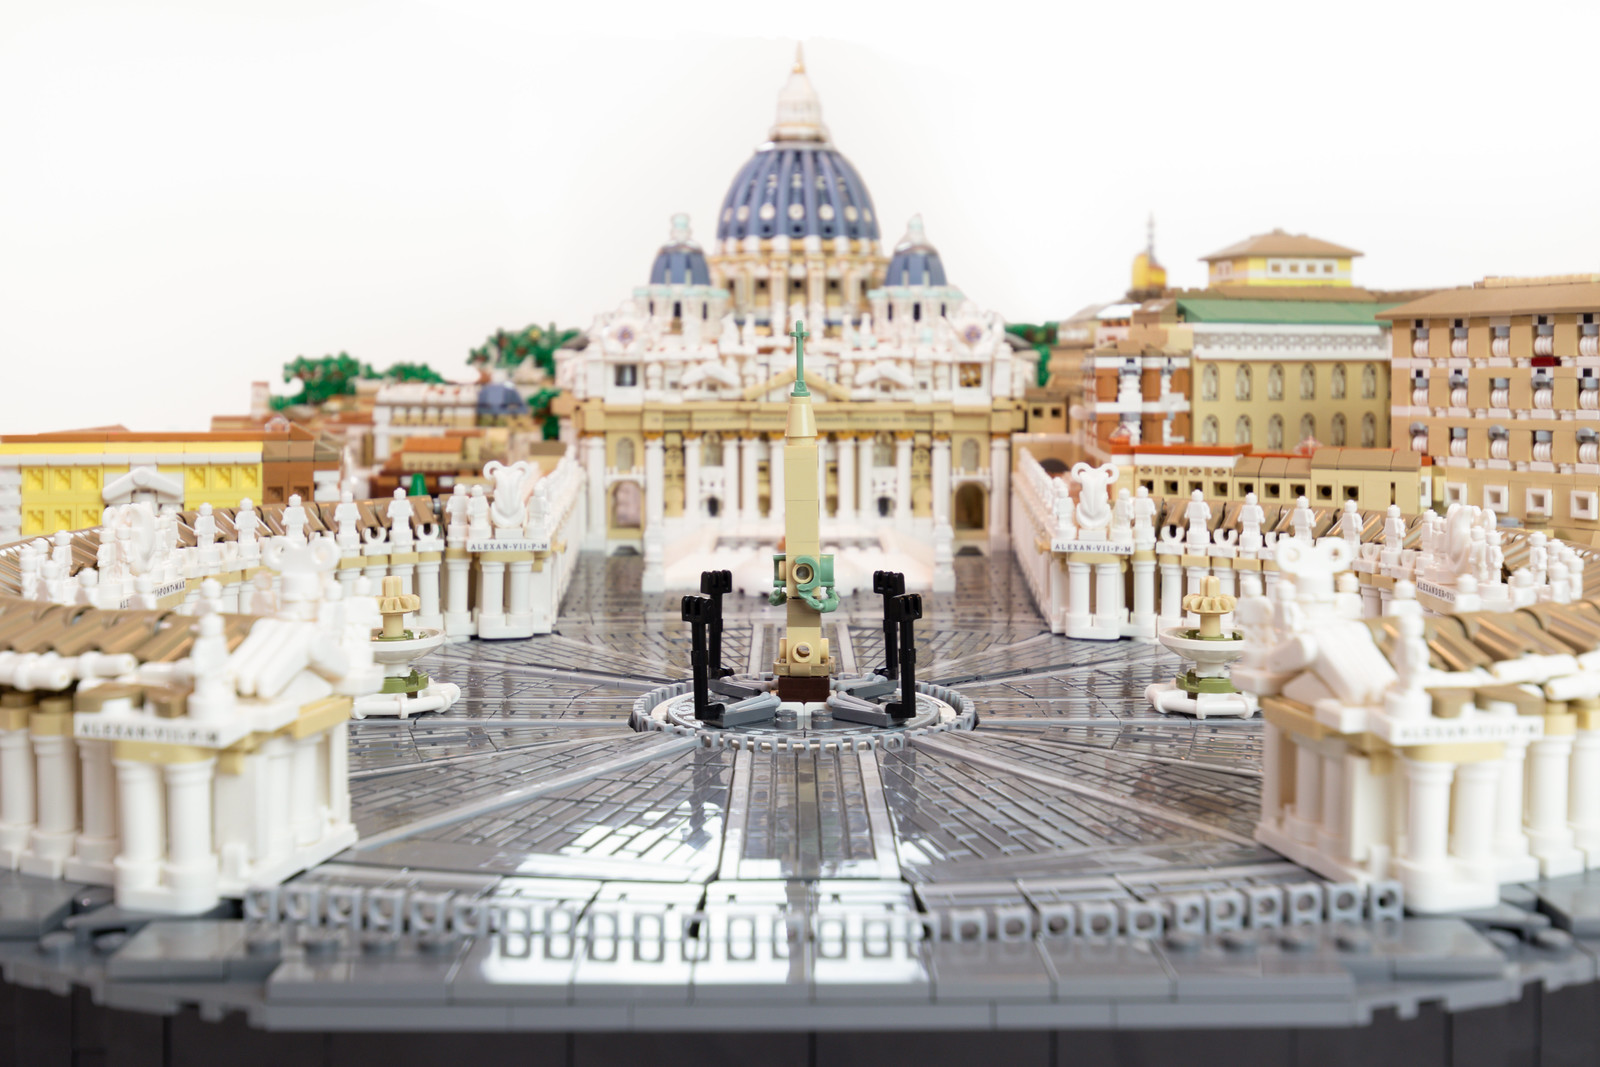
[
  {"left": 1005, "top": 323, "right": 1058, "bottom": 389},
  {"left": 467, "top": 323, "right": 580, "bottom": 377},
  {"left": 271, "top": 353, "right": 447, "bottom": 409}
]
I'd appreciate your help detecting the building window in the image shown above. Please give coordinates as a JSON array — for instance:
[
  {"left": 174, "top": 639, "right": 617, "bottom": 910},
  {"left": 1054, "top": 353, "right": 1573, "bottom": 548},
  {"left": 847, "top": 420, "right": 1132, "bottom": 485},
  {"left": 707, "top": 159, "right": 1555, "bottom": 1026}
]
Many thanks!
[
  {"left": 672, "top": 301, "right": 682, "bottom": 319},
  {"left": 614, "top": 437, "right": 635, "bottom": 470},
  {"left": 1300, "top": 365, "right": 1316, "bottom": 400},
  {"left": 1573, "top": 490, "right": 1599, "bottom": 522},
  {"left": 614, "top": 364, "right": 638, "bottom": 387},
  {"left": 1201, "top": 416, "right": 1219, "bottom": 444},
  {"left": 877, "top": 496, "right": 892, "bottom": 517},
  {"left": 1235, "top": 365, "right": 1252, "bottom": 401},
  {"left": 1300, "top": 413, "right": 1316, "bottom": 444},
  {"left": 913, "top": 303, "right": 922, "bottom": 322},
  {"left": 1331, "top": 363, "right": 1347, "bottom": 399},
  {"left": 1235, "top": 415, "right": 1252, "bottom": 445},
  {"left": 1267, "top": 414, "right": 1284, "bottom": 451},
  {"left": 1201, "top": 364, "right": 1219, "bottom": 401},
  {"left": 1443, "top": 482, "right": 1466, "bottom": 506},
  {"left": 1362, "top": 363, "right": 1378, "bottom": 399},
  {"left": 1484, "top": 485, "right": 1509, "bottom": 513},
  {"left": 1267, "top": 363, "right": 1285, "bottom": 401},
  {"left": 960, "top": 438, "right": 980, "bottom": 471},
  {"left": 1527, "top": 488, "right": 1552, "bottom": 516},
  {"left": 874, "top": 433, "right": 894, "bottom": 467},
  {"left": 1361, "top": 412, "right": 1377, "bottom": 447},
  {"left": 702, "top": 433, "right": 723, "bottom": 466},
  {"left": 958, "top": 363, "right": 983, "bottom": 388},
  {"left": 1331, "top": 413, "right": 1346, "bottom": 446}
]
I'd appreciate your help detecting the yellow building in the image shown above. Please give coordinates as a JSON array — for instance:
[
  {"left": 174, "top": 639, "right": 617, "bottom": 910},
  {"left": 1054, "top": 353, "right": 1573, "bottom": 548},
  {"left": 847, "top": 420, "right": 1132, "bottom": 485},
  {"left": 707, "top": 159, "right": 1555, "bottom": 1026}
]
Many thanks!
[
  {"left": 1075, "top": 231, "right": 1415, "bottom": 461},
  {"left": 0, "top": 426, "right": 340, "bottom": 541},
  {"left": 1201, "top": 228, "right": 1360, "bottom": 288}
]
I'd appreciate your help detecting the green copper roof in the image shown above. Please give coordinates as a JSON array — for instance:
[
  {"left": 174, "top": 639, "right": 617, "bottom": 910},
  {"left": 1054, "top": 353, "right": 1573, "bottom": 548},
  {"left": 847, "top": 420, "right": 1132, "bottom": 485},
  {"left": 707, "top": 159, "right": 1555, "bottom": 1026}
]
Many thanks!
[{"left": 1176, "top": 298, "right": 1403, "bottom": 326}]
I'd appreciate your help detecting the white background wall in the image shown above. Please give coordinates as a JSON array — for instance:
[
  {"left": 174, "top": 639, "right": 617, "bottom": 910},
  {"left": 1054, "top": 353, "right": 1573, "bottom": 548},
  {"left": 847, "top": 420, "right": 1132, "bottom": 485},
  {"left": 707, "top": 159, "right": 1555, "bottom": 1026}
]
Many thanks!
[{"left": 3, "top": 0, "right": 1598, "bottom": 433}]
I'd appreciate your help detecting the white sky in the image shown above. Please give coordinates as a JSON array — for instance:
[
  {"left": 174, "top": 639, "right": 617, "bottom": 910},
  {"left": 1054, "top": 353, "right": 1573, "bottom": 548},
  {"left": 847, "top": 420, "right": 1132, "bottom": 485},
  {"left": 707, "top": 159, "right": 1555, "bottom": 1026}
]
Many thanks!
[{"left": 3, "top": 0, "right": 1599, "bottom": 433}]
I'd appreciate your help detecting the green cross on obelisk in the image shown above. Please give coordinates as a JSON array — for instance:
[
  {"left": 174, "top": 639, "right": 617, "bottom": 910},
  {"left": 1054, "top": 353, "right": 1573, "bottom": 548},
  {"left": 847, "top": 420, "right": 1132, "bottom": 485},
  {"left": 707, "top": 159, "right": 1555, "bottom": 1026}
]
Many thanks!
[{"left": 790, "top": 319, "right": 810, "bottom": 397}]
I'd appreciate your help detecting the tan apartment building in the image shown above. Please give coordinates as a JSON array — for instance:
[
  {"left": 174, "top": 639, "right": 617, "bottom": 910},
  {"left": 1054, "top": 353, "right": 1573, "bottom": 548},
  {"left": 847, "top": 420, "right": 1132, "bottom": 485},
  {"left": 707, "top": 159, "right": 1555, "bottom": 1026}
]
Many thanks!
[{"left": 1380, "top": 274, "right": 1600, "bottom": 543}]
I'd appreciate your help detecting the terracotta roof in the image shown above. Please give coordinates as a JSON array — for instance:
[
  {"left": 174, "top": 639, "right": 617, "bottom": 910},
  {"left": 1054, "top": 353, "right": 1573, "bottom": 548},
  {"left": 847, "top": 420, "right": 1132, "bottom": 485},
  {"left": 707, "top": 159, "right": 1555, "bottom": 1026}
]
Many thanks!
[
  {"left": 1200, "top": 230, "right": 1363, "bottom": 262},
  {"left": 0, "top": 597, "right": 255, "bottom": 663},
  {"left": 1375, "top": 280, "right": 1600, "bottom": 320}
]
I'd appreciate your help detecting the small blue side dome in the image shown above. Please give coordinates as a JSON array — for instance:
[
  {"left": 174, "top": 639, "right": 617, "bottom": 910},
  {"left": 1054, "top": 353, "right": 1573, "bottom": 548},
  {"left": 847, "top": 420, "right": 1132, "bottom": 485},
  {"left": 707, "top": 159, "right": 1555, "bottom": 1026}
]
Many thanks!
[
  {"left": 476, "top": 381, "right": 524, "bottom": 418},
  {"left": 649, "top": 214, "right": 710, "bottom": 286},
  {"left": 884, "top": 215, "right": 946, "bottom": 287}
]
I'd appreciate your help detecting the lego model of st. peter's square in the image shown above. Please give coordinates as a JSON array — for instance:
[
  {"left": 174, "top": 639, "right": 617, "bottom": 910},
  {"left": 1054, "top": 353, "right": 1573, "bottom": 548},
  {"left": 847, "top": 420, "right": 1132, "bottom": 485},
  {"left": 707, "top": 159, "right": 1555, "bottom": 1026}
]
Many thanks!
[{"left": 7, "top": 35, "right": 1600, "bottom": 1067}]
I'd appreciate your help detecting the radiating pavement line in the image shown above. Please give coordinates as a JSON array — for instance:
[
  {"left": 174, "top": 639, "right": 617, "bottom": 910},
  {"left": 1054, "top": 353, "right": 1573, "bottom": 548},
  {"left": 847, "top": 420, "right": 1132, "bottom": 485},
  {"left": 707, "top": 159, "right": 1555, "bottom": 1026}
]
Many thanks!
[
  {"left": 351, "top": 734, "right": 699, "bottom": 850},
  {"left": 718, "top": 748, "right": 753, "bottom": 880},
  {"left": 836, "top": 621, "right": 857, "bottom": 674},
  {"left": 912, "top": 733, "right": 1257, "bottom": 847}
]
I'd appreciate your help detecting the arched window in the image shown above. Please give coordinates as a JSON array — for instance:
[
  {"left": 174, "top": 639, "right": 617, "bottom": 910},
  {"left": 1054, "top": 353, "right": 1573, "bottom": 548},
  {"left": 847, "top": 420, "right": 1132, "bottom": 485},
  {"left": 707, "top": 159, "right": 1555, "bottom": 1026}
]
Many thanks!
[
  {"left": 1331, "top": 363, "right": 1347, "bottom": 399},
  {"left": 1331, "top": 413, "right": 1347, "bottom": 446},
  {"left": 614, "top": 437, "right": 635, "bottom": 470},
  {"left": 1267, "top": 363, "right": 1285, "bottom": 401},
  {"left": 702, "top": 433, "right": 723, "bottom": 466},
  {"left": 873, "top": 432, "right": 894, "bottom": 467},
  {"left": 1300, "top": 413, "right": 1316, "bottom": 444},
  {"left": 959, "top": 438, "right": 980, "bottom": 471},
  {"left": 1201, "top": 415, "right": 1219, "bottom": 444},
  {"left": 1235, "top": 365, "right": 1252, "bottom": 401},
  {"left": 1362, "top": 363, "right": 1378, "bottom": 399},
  {"left": 1361, "top": 412, "right": 1377, "bottom": 447},
  {"left": 1201, "top": 364, "right": 1220, "bottom": 402},
  {"left": 1267, "top": 414, "right": 1284, "bottom": 451},
  {"left": 1235, "top": 415, "right": 1252, "bottom": 445},
  {"left": 1300, "top": 365, "right": 1316, "bottom": 400}
]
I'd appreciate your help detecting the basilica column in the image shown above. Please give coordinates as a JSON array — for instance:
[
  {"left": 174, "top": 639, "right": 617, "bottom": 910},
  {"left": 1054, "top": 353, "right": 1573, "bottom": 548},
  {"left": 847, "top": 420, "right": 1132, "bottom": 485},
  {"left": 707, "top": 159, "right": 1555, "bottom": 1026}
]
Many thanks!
[
  {"left": 894, "top": 433, "right": 912, "bottom": 528},
  {"left": 931, "top": 436, "right": 952, "bottom": 526},
  {"left": 858, "top": 437, "right": 875, "bottom": 519},
  {"left": 644, "top": 435, "right": 666, "bottom": 532},
  {"left": 722, "top": 436, "right": 741, "bottom": 530},
  {"left": 583, "top": 436, "right": 606, "bottom": 550},
  {"left": 683, "top": 435, "right": 701, "bottom": 521},
  {"left": 836, "top": 436, "right": 856, "bottom": 525},
  {"left": 768, "top": 434, "right": 784, "bottom": 524},
  {"left": 989, "top": 435, "right": 1011, "bottom": 546},
  {"left": 741, "top": 434, "right": 760, "bottom": 525}
]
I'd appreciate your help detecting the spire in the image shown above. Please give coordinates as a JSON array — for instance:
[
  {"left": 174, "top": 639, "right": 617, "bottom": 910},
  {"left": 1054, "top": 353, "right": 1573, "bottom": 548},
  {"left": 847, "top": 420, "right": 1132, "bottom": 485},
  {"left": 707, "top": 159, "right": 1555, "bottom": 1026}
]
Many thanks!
[
  {"left": 1146, "top": 213, "right": 1155, "bottom": 258},
  {"left": 769, "top": 43, "right": 830, "bottom": 143}
]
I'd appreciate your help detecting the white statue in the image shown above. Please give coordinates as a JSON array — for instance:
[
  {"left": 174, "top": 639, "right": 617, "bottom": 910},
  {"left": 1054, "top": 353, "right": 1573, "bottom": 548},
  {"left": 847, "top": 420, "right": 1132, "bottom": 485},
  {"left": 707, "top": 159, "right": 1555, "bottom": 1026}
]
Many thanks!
[
  {"left": 1238, "top": 492, "right": 1265, "bottom": 552},
  {"left": 75, "top": 567, "right": 100, "bottom": 606},
  {"left": 235, "top": 498, "right": 260, "bottom": 546},
  {"left": 186, "top": 613, "right": 236, "bottom": 720},
  {"left": 334, "top": 490, "right": 361, "bottom": 550},
  {"left": 1111, "top": 488, "right": 1132, "bottom": 541},
  {"left": 466, "top": 485, "right": 491, "bottom": 541},
  {"left": 1069, "top": 462, "right": 1119, "bottom": 537},
  {"left": 1184, "top": 489, "right": 1212, "bottom": 551},
  {"left": 1338, "top": 499, "right": 1362, "bottom": 550},
  {"left": 1290, "top": 496, "right": 1315, "bottom": 542},
  {"left": 282, "top": 494, "right": 308, "bottom": 545},
  {"left": 194, "top": 502, "right": 217, "bottom": 549},
  {"left": 1052, "top": 480, "right": 1077, "bottom": 543},
  {"left": 1529, "top": 532, "right": 1549, "bottom": 587},
  {"left": 1382, "top": 504, "right": 1405, "bottom": 557},
  {"left": 386, "top": 488, "right": 415, "bottom": 549},
  {"left": 446, "top": 484, "right": 470, "bottom": 542},
  {"left": 1131, "top": 485, "right": 1156, "bottom": 544},
  {"left": 483, "top": 460, "right": 535, "bottom": 535}
]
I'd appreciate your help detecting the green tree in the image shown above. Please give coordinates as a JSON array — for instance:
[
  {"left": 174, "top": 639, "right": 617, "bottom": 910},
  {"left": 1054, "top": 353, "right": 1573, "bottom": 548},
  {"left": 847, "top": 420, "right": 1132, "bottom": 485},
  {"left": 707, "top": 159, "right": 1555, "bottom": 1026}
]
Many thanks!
[
  {"left": 272, "top": 352, "right": 375, "bottom": 409},
  {"left": 384, "top": 362, "right": 446, "bottom": 384},
  {"left": 468, "top": 323, "right": 580, "bottom": 377},
  {"left": 1005, "top": 323, "right": 1058, "bottom": 389}
]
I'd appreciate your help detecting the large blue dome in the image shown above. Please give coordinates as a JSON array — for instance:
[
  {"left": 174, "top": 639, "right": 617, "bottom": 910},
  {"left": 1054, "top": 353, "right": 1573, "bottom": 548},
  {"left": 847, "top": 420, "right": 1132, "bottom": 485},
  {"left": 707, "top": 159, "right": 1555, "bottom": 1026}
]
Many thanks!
[{"left": 715, "top": 144, "right": 880, "bottom": 244}]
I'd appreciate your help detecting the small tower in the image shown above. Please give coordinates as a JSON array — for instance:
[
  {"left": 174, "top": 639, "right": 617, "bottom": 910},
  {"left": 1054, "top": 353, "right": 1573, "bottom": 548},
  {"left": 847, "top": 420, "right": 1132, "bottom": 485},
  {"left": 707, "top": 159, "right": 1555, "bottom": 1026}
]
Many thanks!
[{"left": 1127, "top": 214, "right": 1168, "bottom": 301}]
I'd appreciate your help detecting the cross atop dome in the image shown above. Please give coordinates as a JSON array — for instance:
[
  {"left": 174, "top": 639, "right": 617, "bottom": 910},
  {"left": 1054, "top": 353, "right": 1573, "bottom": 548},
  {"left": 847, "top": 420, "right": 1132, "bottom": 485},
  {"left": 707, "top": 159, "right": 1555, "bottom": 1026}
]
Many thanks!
[{"left": 770, "top": 42, "right": 830, "bottom": 143}]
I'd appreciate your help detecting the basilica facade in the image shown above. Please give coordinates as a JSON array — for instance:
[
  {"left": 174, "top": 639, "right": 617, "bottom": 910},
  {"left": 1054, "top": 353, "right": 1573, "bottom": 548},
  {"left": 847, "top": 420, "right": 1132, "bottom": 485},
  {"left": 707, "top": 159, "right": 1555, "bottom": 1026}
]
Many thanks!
[{"left": 556, "top": 50, "right": 1036, "bottom": 590}]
